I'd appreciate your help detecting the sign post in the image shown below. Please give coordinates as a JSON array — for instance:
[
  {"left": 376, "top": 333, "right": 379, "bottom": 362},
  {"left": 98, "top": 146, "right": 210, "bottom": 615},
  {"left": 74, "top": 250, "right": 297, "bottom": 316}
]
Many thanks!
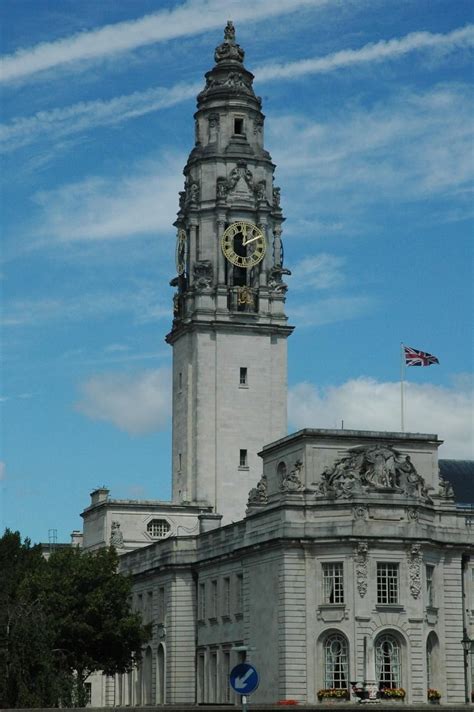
[{"left": 230, "top": 663, "right": 259, "bottom": 712}]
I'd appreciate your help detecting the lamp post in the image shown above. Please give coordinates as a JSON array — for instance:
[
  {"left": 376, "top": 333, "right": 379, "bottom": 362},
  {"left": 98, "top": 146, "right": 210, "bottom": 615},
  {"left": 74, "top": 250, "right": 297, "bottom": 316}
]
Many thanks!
[{"left": 461, "top": 629, "right": 472, "bottom": 704}]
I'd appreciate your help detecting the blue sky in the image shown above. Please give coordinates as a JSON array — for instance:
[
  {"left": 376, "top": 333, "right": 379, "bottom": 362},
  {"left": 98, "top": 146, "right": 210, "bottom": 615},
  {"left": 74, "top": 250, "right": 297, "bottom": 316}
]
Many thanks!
[{"left": 1, "top": 0, "right": 473, "bottom": 544}]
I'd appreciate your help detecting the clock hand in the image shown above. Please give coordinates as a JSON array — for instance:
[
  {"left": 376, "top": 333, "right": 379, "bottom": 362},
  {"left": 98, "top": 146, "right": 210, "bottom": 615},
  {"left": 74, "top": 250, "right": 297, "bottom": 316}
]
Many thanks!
[{"left": 242, "top": 235, "right": 261, "bottom": 246}]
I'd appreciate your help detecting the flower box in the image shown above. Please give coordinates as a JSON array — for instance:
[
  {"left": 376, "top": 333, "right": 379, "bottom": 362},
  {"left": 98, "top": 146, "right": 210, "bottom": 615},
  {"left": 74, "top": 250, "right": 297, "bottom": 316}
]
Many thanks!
[
  {"left": 317, "top": 688, "right": 350, "bottom": 702},
  {"left": 427, "top": 689, "right": 441, "bottom": 703},
  {"left": 379, "top": 687, "right": 406, "bottom": 702}
]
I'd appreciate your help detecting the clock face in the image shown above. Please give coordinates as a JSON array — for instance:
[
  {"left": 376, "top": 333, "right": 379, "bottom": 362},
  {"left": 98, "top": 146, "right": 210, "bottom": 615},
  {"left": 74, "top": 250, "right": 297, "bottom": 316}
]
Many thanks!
[
  {"left": 221, "top": 221, "right": 266, "bottom": 268},
  {"left": 175, "top": 229, "right": 186, "bottom": 275}
]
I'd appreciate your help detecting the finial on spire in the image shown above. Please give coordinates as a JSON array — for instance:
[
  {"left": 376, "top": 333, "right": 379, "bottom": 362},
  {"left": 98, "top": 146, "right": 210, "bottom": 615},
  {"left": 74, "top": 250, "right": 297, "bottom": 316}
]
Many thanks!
[
  {"left": 224, "top": 20, "right": 235, "bottom": 43},
  {"left": 214, "top": 21, "right": 244, "bottom": 63}
]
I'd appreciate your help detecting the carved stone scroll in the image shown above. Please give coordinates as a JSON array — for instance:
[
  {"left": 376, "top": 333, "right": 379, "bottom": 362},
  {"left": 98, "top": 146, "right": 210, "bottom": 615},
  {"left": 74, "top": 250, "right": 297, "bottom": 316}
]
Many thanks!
[
  {"left": 407, "top": 544, "right": 422, "bottom": 599},
  {"left": 354, "top": 542, "right": 368, "bottom": 597}
]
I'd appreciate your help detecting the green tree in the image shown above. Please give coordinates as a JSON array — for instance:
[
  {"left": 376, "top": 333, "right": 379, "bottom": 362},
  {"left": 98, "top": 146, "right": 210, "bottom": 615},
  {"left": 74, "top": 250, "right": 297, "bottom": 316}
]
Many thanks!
[{"left": 0, "top": 530, "right": 151, "bottom": 707}]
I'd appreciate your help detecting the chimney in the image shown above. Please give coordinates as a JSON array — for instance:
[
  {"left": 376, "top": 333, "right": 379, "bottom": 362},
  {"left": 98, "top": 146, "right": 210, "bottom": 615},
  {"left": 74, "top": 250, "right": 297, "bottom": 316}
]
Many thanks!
[{"left": 90, "top": 487, "right": 110, "bottom": 506}]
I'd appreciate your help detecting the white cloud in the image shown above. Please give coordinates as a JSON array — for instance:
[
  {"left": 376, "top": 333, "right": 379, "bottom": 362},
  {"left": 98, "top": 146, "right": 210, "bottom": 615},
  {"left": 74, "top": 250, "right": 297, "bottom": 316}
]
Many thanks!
[
  {"left": 270, "top": 84, "right": 474, "bottom": 219},
  {"left": 288, "top": 295, "right": 374, "bottom": 327},
  {"left": 0, "top": 83, "right": 201, "bottom": 154},
  {"left": 2, "top": 284, "right": 170, "bottom": 327},
  {"left": 291, "top": 254, "right": 345, "bottom": 290},
  {"left": 0, "top": 0, "right": 327, "bottom": 83},
  {"left": 75, "top": 368, "right": 171, "bottom": 435},
  {"left": 31, "top": 153, "right": 184, "bottom": 243},
  {"left": 256, "top": 25, "right": 474, "bottom": 81},
  {"left": 288, "top": 377, "right": 474, "bottom": 459},
  {"left": 2, "top": 25, "right": 472, "bottom": 154}
]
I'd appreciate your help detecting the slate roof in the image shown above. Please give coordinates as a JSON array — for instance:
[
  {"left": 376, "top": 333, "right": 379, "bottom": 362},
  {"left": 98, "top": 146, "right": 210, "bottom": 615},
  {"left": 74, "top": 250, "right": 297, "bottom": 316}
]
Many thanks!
[{"left": 439, "top": 459, "right": 474, "bottom": 506}]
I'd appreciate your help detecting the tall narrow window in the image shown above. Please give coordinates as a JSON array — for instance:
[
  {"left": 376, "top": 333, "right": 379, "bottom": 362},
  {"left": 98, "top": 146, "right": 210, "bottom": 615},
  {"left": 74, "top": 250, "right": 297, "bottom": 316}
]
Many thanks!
[
  {"left": 377, "top": 563, "right": 399, "bottom": 604},
  {"left": 234, "top": 117, "right": 244, "bottom": 135},
  {"left": 211, "top": 579, "right": 218, "bottom": 618},
  {"left": 239, "top": 449, "right": 248, "bottom": 468},
  {"left": 209, "top": 652, "right": 218, "bottom": 702},
  {"left": 178, "top": 371, "right": 183, "bottom": 391},
  {"left": 426, "top": 565, "right": 435, "bottom": 607},
  {"left": 178, "top": 453, "right": 182, "bottom": 471},
  {"left": 199, "top": 582, "right": 206, "bottom": 620},
  {"left": 324, "top": 634, "right": 349, "bottom": 689},
  {"left": 375, "top": 634, "right": 401, "bottom": 689},
  {"left": 223, "top": 577, "right": 230, "bottom": 616},
  {"left": 222, "top": 651, "right": 231, "bottom": 702},
  {"left": 236, "top": 573, "right": 243, "bottom": 614},
  {"left": 239, "top": 367, "right": 248, "bottom": 386},
  {"left": 196, "top": 225, "right": 200, "bottom": 259},
  {"left": 322, "top": 562, "right": 344, "bottom": 603},
  {"left": 158, "top": 586, "right": 165, "bottom": 623}
]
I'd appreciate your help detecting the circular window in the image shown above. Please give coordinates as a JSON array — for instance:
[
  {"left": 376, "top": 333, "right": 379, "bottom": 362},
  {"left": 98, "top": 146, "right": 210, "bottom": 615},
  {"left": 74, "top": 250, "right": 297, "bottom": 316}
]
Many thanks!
[{"left": 147, "top": 519, "right": 171, "bottom": 538}]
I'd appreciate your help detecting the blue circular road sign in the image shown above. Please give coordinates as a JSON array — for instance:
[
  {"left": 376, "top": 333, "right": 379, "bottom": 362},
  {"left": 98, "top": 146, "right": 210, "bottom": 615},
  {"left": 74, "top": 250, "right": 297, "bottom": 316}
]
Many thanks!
[{"left": 229, "top": 663, "right": 259, "bottom": 695}]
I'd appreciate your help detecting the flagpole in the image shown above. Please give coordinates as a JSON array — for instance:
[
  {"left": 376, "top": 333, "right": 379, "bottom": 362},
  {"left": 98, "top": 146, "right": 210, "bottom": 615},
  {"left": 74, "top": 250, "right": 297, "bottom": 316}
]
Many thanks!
[{"left": 400, "top": 342, "right": 405, "bottom": 432}]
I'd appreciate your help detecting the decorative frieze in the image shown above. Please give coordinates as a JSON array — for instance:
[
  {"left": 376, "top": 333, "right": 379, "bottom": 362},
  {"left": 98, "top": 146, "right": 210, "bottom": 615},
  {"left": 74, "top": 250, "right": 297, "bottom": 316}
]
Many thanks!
[
  {"left": 407, "top": 544, "right": 423, "bottom": 599},
  {"left": 353, "top": 541, "right": 368, "bottom": 597}
]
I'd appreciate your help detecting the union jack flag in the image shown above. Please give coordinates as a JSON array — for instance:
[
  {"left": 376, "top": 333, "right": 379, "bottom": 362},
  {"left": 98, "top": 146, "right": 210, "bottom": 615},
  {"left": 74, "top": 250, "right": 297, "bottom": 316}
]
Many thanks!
[{"left": 404, "top": 345, "right": 439, "bottom": 367}]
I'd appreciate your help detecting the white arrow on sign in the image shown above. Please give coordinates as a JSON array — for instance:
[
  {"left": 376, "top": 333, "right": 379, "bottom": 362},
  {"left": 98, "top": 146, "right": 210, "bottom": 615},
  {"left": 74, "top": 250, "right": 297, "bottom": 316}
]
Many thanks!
[{"left": 234, "top": 668, "right": 254, "bottom": 690}]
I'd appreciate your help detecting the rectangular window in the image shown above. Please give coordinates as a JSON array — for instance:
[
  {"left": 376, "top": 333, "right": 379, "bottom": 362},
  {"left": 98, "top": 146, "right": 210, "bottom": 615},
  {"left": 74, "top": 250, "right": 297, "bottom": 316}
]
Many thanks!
[
  {"left": 84, "top": 682, "right": 92, "bottom": 705},
  {"left": 377, "top": 563, "right": 399, "bottom": 604},
  {"left": 178, "top": 371, "right": 183, "bottom": 391},
  {"left": 178, "top": 452, "right": 182, "bottom": 471},
  {"left": 146, "top": 591, "right": 153, "bottom": 622},
  {"left": 236, "top": 573, "right": 243, "bottom": 614},
  {"left": 222, "top": 651, "right": 231, "bottom": 702},
  {"left": 239, "top": 449, "right": 248, "bottom": 468},
  {"left": 197, "top": 653, "right": 205, "bottom": 703},
  {"left": 209, "top": 652, "right": 218, "bottom": 703},
  {"left": 426, "top": 565, "right": 435, "bottom": 607},
  {"left": 234, "top": 117, "right": 244, "bottom": 135},
  {"left": 199, "top": 582, "right": 206, "bottom": 620},
  {"left": 239, "top": 367, "right": 247, "bottom": 386},
  {"left": 211, "top": 579, "right": 218, "bottom": 618},
  {"left": 158, "top": 586, "right": 165, "bottom": 622},
  {"left": 223, "top": 577, "right": 230, "bottom": 616},
  {"left": 322, "top": 562, "right": 344, "bottom": 604}
]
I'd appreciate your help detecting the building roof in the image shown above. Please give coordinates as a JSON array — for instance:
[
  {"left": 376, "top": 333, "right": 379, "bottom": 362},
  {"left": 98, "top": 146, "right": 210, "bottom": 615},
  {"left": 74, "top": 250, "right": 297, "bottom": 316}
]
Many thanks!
[{"left": 439, "top": 459, "right": 474, "bottom": 506}]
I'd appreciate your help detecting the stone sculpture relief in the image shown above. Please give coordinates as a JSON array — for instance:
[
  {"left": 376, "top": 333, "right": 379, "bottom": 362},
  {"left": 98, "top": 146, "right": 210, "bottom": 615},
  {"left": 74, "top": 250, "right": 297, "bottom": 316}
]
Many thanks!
[
  {"left": 228, "top": 163, "right": 254, "bottom": 191},
  {"left": 280, "top": 459, "right": 304, "bottom": 493},
  {"left": 407, "top": 544, "right": 422, "bottom": 599},
  {"left": 272, "top": 187, "right": 281, "bottom": 210},
  {"left": 110, "top": 521, "right": 124, "bottom": 548},
  {"left": 247, "top": 474, "right": 268, "bottom": 506},
  {"left": 353, "top": 505, "right": 368, "bottom": 520},
  {"left": 316, "top": 444, "right": 432, "bottom": 502},
  {"left": 407, "top": 506, "right": 419, "bottom": 522},
  {"left": 208, "top": 113, "right": 220, "bottom": 142},
  {"left": 268, "top": 266, "right": 291, "bottom": 293},
  {"left": 255, "top": 180, "right": 266, "bottom": 202},
  {"left": 253, "top": 116, "right": 264, "bottom": 135},
  {"left": 439, "top": 476, "right": 454, "bottom": 499},
  {"left": 354, "top": 541, "right": 368, "bottom": 597},
  {"left": 216, "top": 177, "right": 228, "bottom": 200},
  {"left": 193, "top": 260, "right": 213, "bottom": 289},
  {"left": 188, "top": 181, "right": 200, "bottom": 206}
]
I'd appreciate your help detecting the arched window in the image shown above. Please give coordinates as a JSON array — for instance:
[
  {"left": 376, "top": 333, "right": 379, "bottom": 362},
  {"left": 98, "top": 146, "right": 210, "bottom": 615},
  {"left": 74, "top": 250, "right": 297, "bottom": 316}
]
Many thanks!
[
  {"left": 277, "top": 461, "right": 287, "bottom": 481},
  {"left": 426, "top": 632, "right": 440, "bottom": 691},
  {"left": 324, "top": 633, "right": 349, "bottom": 689},
  {"left": 375, "top": 634, "right": 401, "bottom": 689},
  {"left": 147, "top": 519, "right": 171, "bottom": 538}
]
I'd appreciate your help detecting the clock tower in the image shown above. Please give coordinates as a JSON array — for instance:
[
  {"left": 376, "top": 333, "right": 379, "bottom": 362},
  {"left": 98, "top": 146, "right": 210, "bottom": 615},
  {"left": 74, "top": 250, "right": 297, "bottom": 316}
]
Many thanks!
[{"left": 166, "top": 23, "right": 293, "bottom": 522}]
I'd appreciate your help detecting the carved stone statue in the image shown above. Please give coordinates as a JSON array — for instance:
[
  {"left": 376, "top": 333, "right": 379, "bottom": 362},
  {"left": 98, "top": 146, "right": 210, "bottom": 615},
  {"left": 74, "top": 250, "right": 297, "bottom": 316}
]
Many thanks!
[
  {"left": 268, "top": 266, "right": 291, "bottom": 293},
  {"left": 255, "top": 180, "right": 266, "bottom": 202},
  {"left": 439, "top": 476, "right": 454, "bottom": 499},
  {"left": 216, "top": 177, "right": 228, "bottom": 200},
  {"left": 188, "top": 181, "right": 199, "bottom": 205},
  {"left": 407, "top": 544, "right": 422, "bottom": 598},
  {"left": 247, "top": 474, "right": 268, "bottom": 506},
  {"left": 272, "top": 187, "right": 281, "bottom": 210},
  {"left": 354, "top": 542, "right": 368, "bottom": 597},
  {"left": 280, "top": 460, "right": 304, "bottom": 493},
  {"left": 193, "top": 260, "right": 213, "bottom": 289},
  {"left": 316, "top": 444, "right": 432, "bottom": 501},
  {"left": 110, "top": 521, "right": 124, "bottom": 548},
  {"left": 224, "top": 20, "right": 235, "bottom": 42}
]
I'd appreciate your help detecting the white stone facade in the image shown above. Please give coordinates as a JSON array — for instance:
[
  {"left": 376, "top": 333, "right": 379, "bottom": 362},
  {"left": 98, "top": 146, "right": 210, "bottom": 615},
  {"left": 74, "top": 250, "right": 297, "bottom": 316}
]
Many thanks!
[{"left": 80, "top": 25, "right": 474, "bottom": 707}]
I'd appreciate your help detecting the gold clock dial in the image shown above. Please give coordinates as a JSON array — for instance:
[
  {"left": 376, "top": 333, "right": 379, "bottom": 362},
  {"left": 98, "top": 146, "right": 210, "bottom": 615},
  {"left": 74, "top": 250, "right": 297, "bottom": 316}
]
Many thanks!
[
  {"left": 221, "top": 221, "right": 266, "bottom": 268},
  {"left": 175, "top": 228, "right": 186, "bottom": 275}
]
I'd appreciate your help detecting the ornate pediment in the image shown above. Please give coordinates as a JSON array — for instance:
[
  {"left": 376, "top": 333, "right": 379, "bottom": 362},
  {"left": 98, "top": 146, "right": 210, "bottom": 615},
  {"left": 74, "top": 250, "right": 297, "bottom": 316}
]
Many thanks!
[{"left": 316, "top": 444, "right": 432, "bottom": 502}]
